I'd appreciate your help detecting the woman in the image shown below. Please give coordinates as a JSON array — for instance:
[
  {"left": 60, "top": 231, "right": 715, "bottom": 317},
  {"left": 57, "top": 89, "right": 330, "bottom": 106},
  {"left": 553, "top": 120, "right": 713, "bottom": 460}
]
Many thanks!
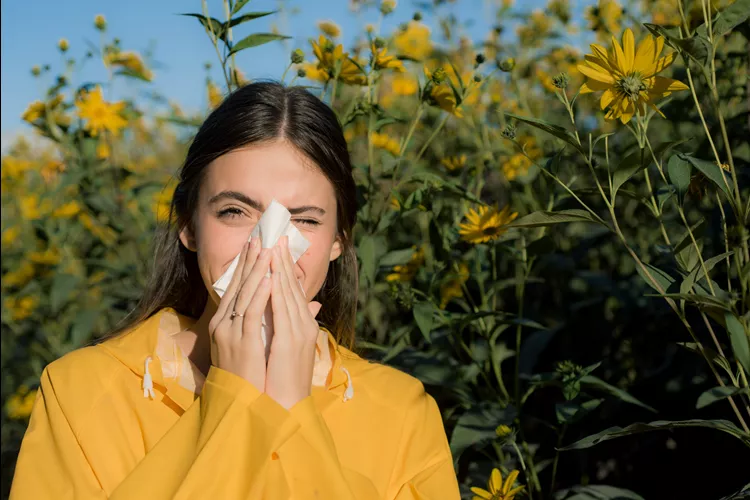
[{"left": 10, "top": 82, "right": 460, "bottom": 499}]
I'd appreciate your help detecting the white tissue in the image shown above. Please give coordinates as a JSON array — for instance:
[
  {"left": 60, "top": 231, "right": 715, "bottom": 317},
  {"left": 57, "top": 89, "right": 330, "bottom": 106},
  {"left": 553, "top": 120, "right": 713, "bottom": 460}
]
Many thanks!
[{"left": 212, "top": 198, "right": 310, "bottom": 353}]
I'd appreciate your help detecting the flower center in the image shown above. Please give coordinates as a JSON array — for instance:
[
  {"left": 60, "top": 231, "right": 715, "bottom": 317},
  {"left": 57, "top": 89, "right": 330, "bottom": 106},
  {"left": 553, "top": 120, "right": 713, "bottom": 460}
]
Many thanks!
[{"left": 616, "top": 73, "right": 646, "bottom": 101}]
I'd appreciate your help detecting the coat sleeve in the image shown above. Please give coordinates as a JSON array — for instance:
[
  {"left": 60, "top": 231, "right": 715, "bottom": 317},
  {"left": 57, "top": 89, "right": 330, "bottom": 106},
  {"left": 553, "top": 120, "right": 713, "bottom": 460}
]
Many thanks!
[
  {"left": 387, "top": 388, "right": 462, "bottom": 500},
  {"left": 10, "top": 365, "right": 383, "bottom": 500}
]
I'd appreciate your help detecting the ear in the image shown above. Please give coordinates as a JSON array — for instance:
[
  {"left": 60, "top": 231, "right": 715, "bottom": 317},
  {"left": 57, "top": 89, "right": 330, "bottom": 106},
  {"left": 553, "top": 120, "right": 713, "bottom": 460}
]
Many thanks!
[
  {"left": 179, "top": 224, "right": 198, "bottom": 252},
  {"left": 329, "top": 235, "right": 343, "bottom": 262}
]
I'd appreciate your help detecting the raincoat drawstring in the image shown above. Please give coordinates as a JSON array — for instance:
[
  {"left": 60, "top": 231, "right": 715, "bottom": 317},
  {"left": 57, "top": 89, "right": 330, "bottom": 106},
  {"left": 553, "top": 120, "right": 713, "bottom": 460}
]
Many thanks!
[
  {"left": 143, "top": 356, "right": 155, "bottom": 399},
  {"left": 341, "top": 366, "right": 354, "bottom": 402}
]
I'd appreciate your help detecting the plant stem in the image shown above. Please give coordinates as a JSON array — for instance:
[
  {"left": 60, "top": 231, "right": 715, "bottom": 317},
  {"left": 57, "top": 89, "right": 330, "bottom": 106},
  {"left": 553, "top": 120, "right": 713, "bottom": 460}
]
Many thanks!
[{"left": 549, "top": 424, "right": 567, "bottom": 494}]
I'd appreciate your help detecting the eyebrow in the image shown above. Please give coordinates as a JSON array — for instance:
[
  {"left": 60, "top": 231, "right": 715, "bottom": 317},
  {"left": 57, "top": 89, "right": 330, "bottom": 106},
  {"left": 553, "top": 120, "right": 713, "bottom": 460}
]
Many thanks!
[{"left": 208, "top": 191, "right": 326, "bottom": 216}]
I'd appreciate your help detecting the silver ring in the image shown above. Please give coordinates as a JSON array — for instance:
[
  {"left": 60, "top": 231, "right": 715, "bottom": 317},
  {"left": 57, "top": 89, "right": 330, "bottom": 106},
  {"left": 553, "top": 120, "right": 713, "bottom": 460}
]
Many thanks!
[{"left": 230, "top": 311, "right": 244, "bottom": 319}]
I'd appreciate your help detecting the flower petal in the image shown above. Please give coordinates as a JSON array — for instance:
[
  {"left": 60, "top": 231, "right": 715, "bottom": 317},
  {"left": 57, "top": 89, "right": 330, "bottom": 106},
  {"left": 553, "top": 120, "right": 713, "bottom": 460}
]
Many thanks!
[
  {"left": 611, "top": 34, "right": 628, "bottom": 74},
  {"left": 503, "top": 470, "right": 520, "bottom": 494},
  {"left": 577, "top": 64, "right": 616, "bottom": 84},
  {"left": 634, "top": 35, "right": 656, "bottom": 73},
  {"left": 470, "top": 487, "right": 492, "bottom": 499},
  {"left": 490, "top": 468, "right": 502, "bottom": 493},
  {"left": 600, "top": 88, "right": 615, "bottom": 109},
  {"left": 642, "top": 51, "right": 677, "bottom": 78},
  {"left": 622, "top": 29, "right": 635, "bottom": 73},
  {"left": 649, "top": 75, "right": 689, "bottom": 95},
  {"left": 579, "top": 79, "right": 611, "bottom": 93},
  {"left": 589, "top": 44, "right": 615, "bottom": 70}
]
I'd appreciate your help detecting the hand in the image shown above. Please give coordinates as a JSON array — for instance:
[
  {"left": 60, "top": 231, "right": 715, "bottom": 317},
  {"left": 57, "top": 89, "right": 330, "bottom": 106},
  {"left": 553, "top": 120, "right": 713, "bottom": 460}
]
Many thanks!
[
  {"left": 265, "top": 235, "right": 323, "bottom": 409},
  {"left": 208, "top": 237, "right": 273, "bottom": 392}
]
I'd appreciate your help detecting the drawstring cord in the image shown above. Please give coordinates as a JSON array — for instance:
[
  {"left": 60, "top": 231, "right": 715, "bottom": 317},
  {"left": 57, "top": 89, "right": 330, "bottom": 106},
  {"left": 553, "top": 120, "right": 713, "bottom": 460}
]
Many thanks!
[
  {"left": 341, "top": 366, "right": 354, "bottom": 402},
  {"left": 143, "top": 356, "right": 155, "bottom": 399}
]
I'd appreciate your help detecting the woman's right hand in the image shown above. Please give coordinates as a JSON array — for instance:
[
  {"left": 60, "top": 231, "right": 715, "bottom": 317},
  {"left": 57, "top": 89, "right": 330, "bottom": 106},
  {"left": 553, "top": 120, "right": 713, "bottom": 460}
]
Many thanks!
[{"left": 208, "top": 236, "right": 273, "bottom": 391}]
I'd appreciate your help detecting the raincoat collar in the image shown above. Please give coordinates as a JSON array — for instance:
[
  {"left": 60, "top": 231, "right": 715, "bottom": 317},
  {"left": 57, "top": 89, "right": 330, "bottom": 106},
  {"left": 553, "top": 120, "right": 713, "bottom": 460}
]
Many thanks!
[{"left": 98, "top": 307, "right": 352, "bottom": 412}]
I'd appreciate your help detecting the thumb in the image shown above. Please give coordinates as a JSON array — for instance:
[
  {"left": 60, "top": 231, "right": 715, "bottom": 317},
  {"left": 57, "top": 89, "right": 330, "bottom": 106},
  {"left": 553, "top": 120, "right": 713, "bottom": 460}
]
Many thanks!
[{"left": 308, "top": 301, "right": 322, "bottom": 319}]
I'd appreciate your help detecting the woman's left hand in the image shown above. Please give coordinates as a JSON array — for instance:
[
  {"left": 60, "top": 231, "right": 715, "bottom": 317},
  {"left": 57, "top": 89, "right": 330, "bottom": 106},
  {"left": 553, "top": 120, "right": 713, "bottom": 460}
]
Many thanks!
[{"left": 265, "top": 235, "right": 323, "bottom": 410}]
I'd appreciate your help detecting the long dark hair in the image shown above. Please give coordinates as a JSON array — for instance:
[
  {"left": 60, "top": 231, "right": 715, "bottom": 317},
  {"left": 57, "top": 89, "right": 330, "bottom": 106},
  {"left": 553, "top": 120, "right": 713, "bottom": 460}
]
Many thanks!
[{"left": 96, "top": 81, "right": 359, "bottom": 348}]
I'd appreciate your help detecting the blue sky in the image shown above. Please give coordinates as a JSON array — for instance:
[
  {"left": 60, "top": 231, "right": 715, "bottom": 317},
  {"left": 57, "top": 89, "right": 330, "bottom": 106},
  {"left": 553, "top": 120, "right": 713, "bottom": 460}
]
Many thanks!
[{"left": 0, "top": 0, "right": 564, "bottom": 149}]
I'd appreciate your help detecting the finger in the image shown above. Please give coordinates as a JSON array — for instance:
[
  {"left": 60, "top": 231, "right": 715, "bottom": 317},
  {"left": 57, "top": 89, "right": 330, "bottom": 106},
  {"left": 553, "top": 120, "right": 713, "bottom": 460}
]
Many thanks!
[
  {"left": 242, "top": 275, "right": 272, "bottom": 346},
  {"left": 216, "top": 240, "right": 250, "bottom": 323},
  {"left": 239, "top": 236, "right": 261, "bottom": 284},
  {"left": 270, "top": 253, "right": 292, "bottom": 340},
  {"left": 308, "top": 301, "right": 322, "bottom": 319},
  {"left": 278, "top": 237, "right": 308, "bottom": 319},
  {"left": 234, "top": 246, "right": 271, "bottom": 318},
  {"left": 275, "top": 247, "right": 306, "bottom": 339}
]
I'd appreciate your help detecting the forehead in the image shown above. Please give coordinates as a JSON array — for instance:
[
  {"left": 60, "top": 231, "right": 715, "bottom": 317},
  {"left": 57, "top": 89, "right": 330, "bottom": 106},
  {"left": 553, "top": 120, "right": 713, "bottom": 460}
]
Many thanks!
[{"left": 202, "top": 141, "right": 336, "bottom": 211}]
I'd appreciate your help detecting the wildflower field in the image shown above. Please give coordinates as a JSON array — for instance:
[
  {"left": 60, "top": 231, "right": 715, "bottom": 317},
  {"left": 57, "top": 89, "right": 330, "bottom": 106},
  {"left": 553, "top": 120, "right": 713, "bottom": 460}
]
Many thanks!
[{"left": 2, "top": 0, "right": 750, "bottom": 498}]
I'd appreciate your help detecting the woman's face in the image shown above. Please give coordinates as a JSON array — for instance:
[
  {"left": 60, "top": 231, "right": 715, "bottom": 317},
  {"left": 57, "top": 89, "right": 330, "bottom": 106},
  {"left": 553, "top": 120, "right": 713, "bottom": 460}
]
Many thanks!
[{"left": 179, "top": 140, "right": 342, "bottom": 306}]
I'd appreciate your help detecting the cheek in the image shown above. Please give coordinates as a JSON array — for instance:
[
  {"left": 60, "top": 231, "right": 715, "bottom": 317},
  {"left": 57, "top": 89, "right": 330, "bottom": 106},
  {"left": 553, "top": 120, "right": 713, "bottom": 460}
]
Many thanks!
[{"left": 195, "top": 215, "right": 252, "bottom": 283}]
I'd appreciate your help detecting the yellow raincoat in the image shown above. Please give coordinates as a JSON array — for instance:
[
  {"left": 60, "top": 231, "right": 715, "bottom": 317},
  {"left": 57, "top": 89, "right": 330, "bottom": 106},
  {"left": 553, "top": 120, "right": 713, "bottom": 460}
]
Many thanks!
[{"left": 10, "top": 307, "right": 460, "bottom": 499}]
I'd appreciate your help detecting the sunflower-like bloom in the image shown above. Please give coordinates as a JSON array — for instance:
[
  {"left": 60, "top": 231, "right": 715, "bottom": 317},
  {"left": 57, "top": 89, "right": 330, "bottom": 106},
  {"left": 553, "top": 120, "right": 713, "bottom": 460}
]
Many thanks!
[
  {"left": 75, "top": 86, "right": 127, "bottom": 136},
  {"left": 577, "top": 28, "right": 689, "bottom": 124},
  {"left": 471, "top": 468, "right": 524, "bottom": 500},
  {"left": 459, "top": 205, "right": 518, "bottom": 244},
  {"left": 372, "top": 43, "right": 404, "bottom": 72},
  {"left": 311, "top": 35, "right": 366, "bottom": 85}
]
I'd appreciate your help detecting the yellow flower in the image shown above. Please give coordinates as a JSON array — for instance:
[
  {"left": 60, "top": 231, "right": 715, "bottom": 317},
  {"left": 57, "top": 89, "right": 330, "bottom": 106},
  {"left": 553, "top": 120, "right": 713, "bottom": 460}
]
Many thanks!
[
  {"left": 20, "top": 194, "right": 52, "bottom": 220},
  {"left": 518, "top": 10, "right": 552, "bottom": 47},
  {"left": 75, "top": 86, "right": 127, "bottom": 137},
  {"left": 1, "top": 157, "right": 32, "bottom": 181},
  {"left": 393, "top": 21, "right": 432, "bottom": 61},
  {"left": 152, "top": 183, "right": 176, "bottom": 222},
  {"left": 40, "top": 160, "right": 66, "bottom": 184},
  {"left": 3, "top": 261, "right": 35, "bottom": 288},
  {"left": 439, "top": 262, "right": 469, "bottom": 308},
  {"left": 441, "top": 155, "right": 467, "bottom": 171},
  {"left": 52, "top": 200, "right": 82, "bottom": 219},
  {"left": 6, "top": 385, "right": 37, "bottom": 419},
  {"left": 391, "top": 74, "right": 418, "bottom": 95},
  {"left": 207, "top": 80, "right": 224, "bottom": 109},
  {"left": 371, "top": 132, "right": 401, "bottom": 156},
  {"left": 1, "top": 226, "right": 20, "bottom": 247},
  {"left": 496, "top": 425, "right": 513, "bottom": 438},
  {"left": 503, "top": 135, "right": 541, "bottom": 180},
  {"left": 390, "top": 196, "right": 401, "bottom": 210},
  {"left": 372, "top": 44, "right": 404, "bottom": 72},
  {"left": 317, "top": 20, "right": 341, "bottom": 38},
  {"left": 29, "top": 248, "right": 61, "bottom": 265},
  {"left": 459, "top": 205, "right": 518, "bottom": 244},
  {"left": 586, "top": 0, "right": 622, "bottom": 38},
  {"left": 105, "top": 50, "right": 153, "bottom": 81},
  {"left": 96, "top": 141, "right": 111, "bottom": 159},
  {"left": 311, "top": 36, "right": 366, "bottom": 85},
  {"left": 471, "top": 468, "right": 525, "bottom": 500},
  {"left": 5, "top": 296, "right": 40, "bottom": 322},
  {"left": 58, "top": 38, "right": 69, "bottom": 52},
  {"left": 78, "top": 213, "right": 117, "bottom": 245},
  {"left": 386, "top": 246, "right": 425, "bottom": 282},
  {"left": 577, "top": 28, "right": 689, "bottom": 124},
  {"left": 22, "top": 101, "right": 45, "bottom": 123},
  {"left": 548, "top": 0, "right": 570, "bottom": 24},
  {"left": 429, "top": 84, "right": 462, "bottom": 117}
]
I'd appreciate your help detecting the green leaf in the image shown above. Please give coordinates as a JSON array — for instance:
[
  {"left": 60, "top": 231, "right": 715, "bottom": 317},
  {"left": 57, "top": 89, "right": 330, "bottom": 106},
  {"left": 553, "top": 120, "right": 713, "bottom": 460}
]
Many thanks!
[
  {"left": 677, "top": 342, "right": 734, "bottom": 378},
  {"left": 50, "top": 273, "right": 81, "bottom": 315},
  {"left": 696, "top": 386, "right": 750, "bottom": 409},
  {"left": 449, "top": 403, "right": 517, "bottom": 462},
  {"left": 673, "top": 218, "right": 705, "bottom": 260},
  {"left": 556, "top": 399, "right": 603, "bottom": 424},
  {"left": 612, "top": 139, "right": 689, "bottom": 200},
  {"left": 678, "top": 153, "right": 732, "bottom": 197},
  {"left": 667, "top": 154, "right": 691, "bottom": 198},
  {"left": 681, "top": 251, "right": 734, "bottom": 293},
  {"left": 554, "top": 485, "right": 645, "bottom": 500},
  {"left": 228, "top": 11, "right": 277, "bottom": 28},
  {"left": 505, "top": 112, "right": 586, "bottom": 155},
  {"left": 559, "top": 419, "right": 750, "bottom": 451},
  {"left": 710, "top": 0, "right": 750, "bottom": 38},
  {"left": 413, "top": 301, "right": 437, "bottom": 342},
  {"left": 634, "top": 263, "right": 676, "bottom": 294},
  {"left": 725, "top": 312, "right": 750, "bottom": 375},
  {"left": 581, "top": 375, "right": 657, "bottom": 412},
  {"left": 379, "top": 248, "right": 419, "bottom": 268},
  {"left": 647, "top": 292, "right": 730, "bottom": 310},
  {"left": 70, "top": 309, "right": 99, "bottom": 346},
  {"left": 181, "top": 13, "right": 226, "bottom": 42},
  {"left": 643, "top": 23, "right": 711, "bottom": 66},
  {"left": 231, "top": 0, "right": 252, "bottom": 15},
  {"left": 228, "top": 33, "right": 291, "bottom": 56},
  {"left": 358, "top": 234, "right": 377, "bottom": 286},
  {"left": 509, "top": 209, "right": 602, "bottom": 228}
]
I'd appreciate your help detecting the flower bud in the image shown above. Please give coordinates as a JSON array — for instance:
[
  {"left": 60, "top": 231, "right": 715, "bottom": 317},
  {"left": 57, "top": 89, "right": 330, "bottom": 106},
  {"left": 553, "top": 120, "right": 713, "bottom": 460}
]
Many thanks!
[
  {"left": 502, "top": 124, "right": 516, "bottom": 140},
  {"left": 373, "top": 37, "right": 386, "bottom": 49},
  {"left": 413, "top": 12, "right": 423, "bottom": 21},
  {"left": 57, "top": 38, "right": 69, "bottom": 52},
  {"left": 291, "top": 48, "right": 305, "bottom": 64},
  {"left": 94, "top": 14, "right": 107, "bottom": 31},
  {"left": 553, "top": 72, "right": 569, "bottom": 89},
  {"left": 31, "top": 65, "right": 41, "bottom": 77},
  {"left": 297, "top": 68, "right": 307, "bottom": 78},
  {"left": 431, "top": 67, "right": 447, "bottom": 84},
  {"left": 380, "top": 0, "right": 396, "bottom": 15},
  {"left": 498, "top": 57, "right": 515, "bottom": 72},
  {"left": 475, "top": 53, "right": 486, "bottom": 65}
]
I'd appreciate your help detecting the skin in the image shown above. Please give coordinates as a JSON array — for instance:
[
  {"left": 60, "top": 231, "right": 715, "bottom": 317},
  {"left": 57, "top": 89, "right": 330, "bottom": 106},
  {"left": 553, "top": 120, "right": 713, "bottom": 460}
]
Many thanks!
[{"left": 176, "top": 139, "right": 343, "bottom": 408}]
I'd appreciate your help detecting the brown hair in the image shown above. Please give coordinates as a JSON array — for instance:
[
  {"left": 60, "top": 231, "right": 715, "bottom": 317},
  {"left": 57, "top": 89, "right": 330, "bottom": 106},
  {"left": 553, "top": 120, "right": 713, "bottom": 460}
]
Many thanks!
[{"left": 95, "top": 81, "right": 359, "bottom": 348}]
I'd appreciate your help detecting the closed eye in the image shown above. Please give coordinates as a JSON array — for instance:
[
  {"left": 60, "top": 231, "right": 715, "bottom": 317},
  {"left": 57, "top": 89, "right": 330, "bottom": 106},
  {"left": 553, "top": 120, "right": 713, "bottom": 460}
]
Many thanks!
[
  {"left": 217, "top": 207, "right": 244, "bottom": 219},
  {"left": 294, "top": 219, "right": 320, "bottom": 226}
]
